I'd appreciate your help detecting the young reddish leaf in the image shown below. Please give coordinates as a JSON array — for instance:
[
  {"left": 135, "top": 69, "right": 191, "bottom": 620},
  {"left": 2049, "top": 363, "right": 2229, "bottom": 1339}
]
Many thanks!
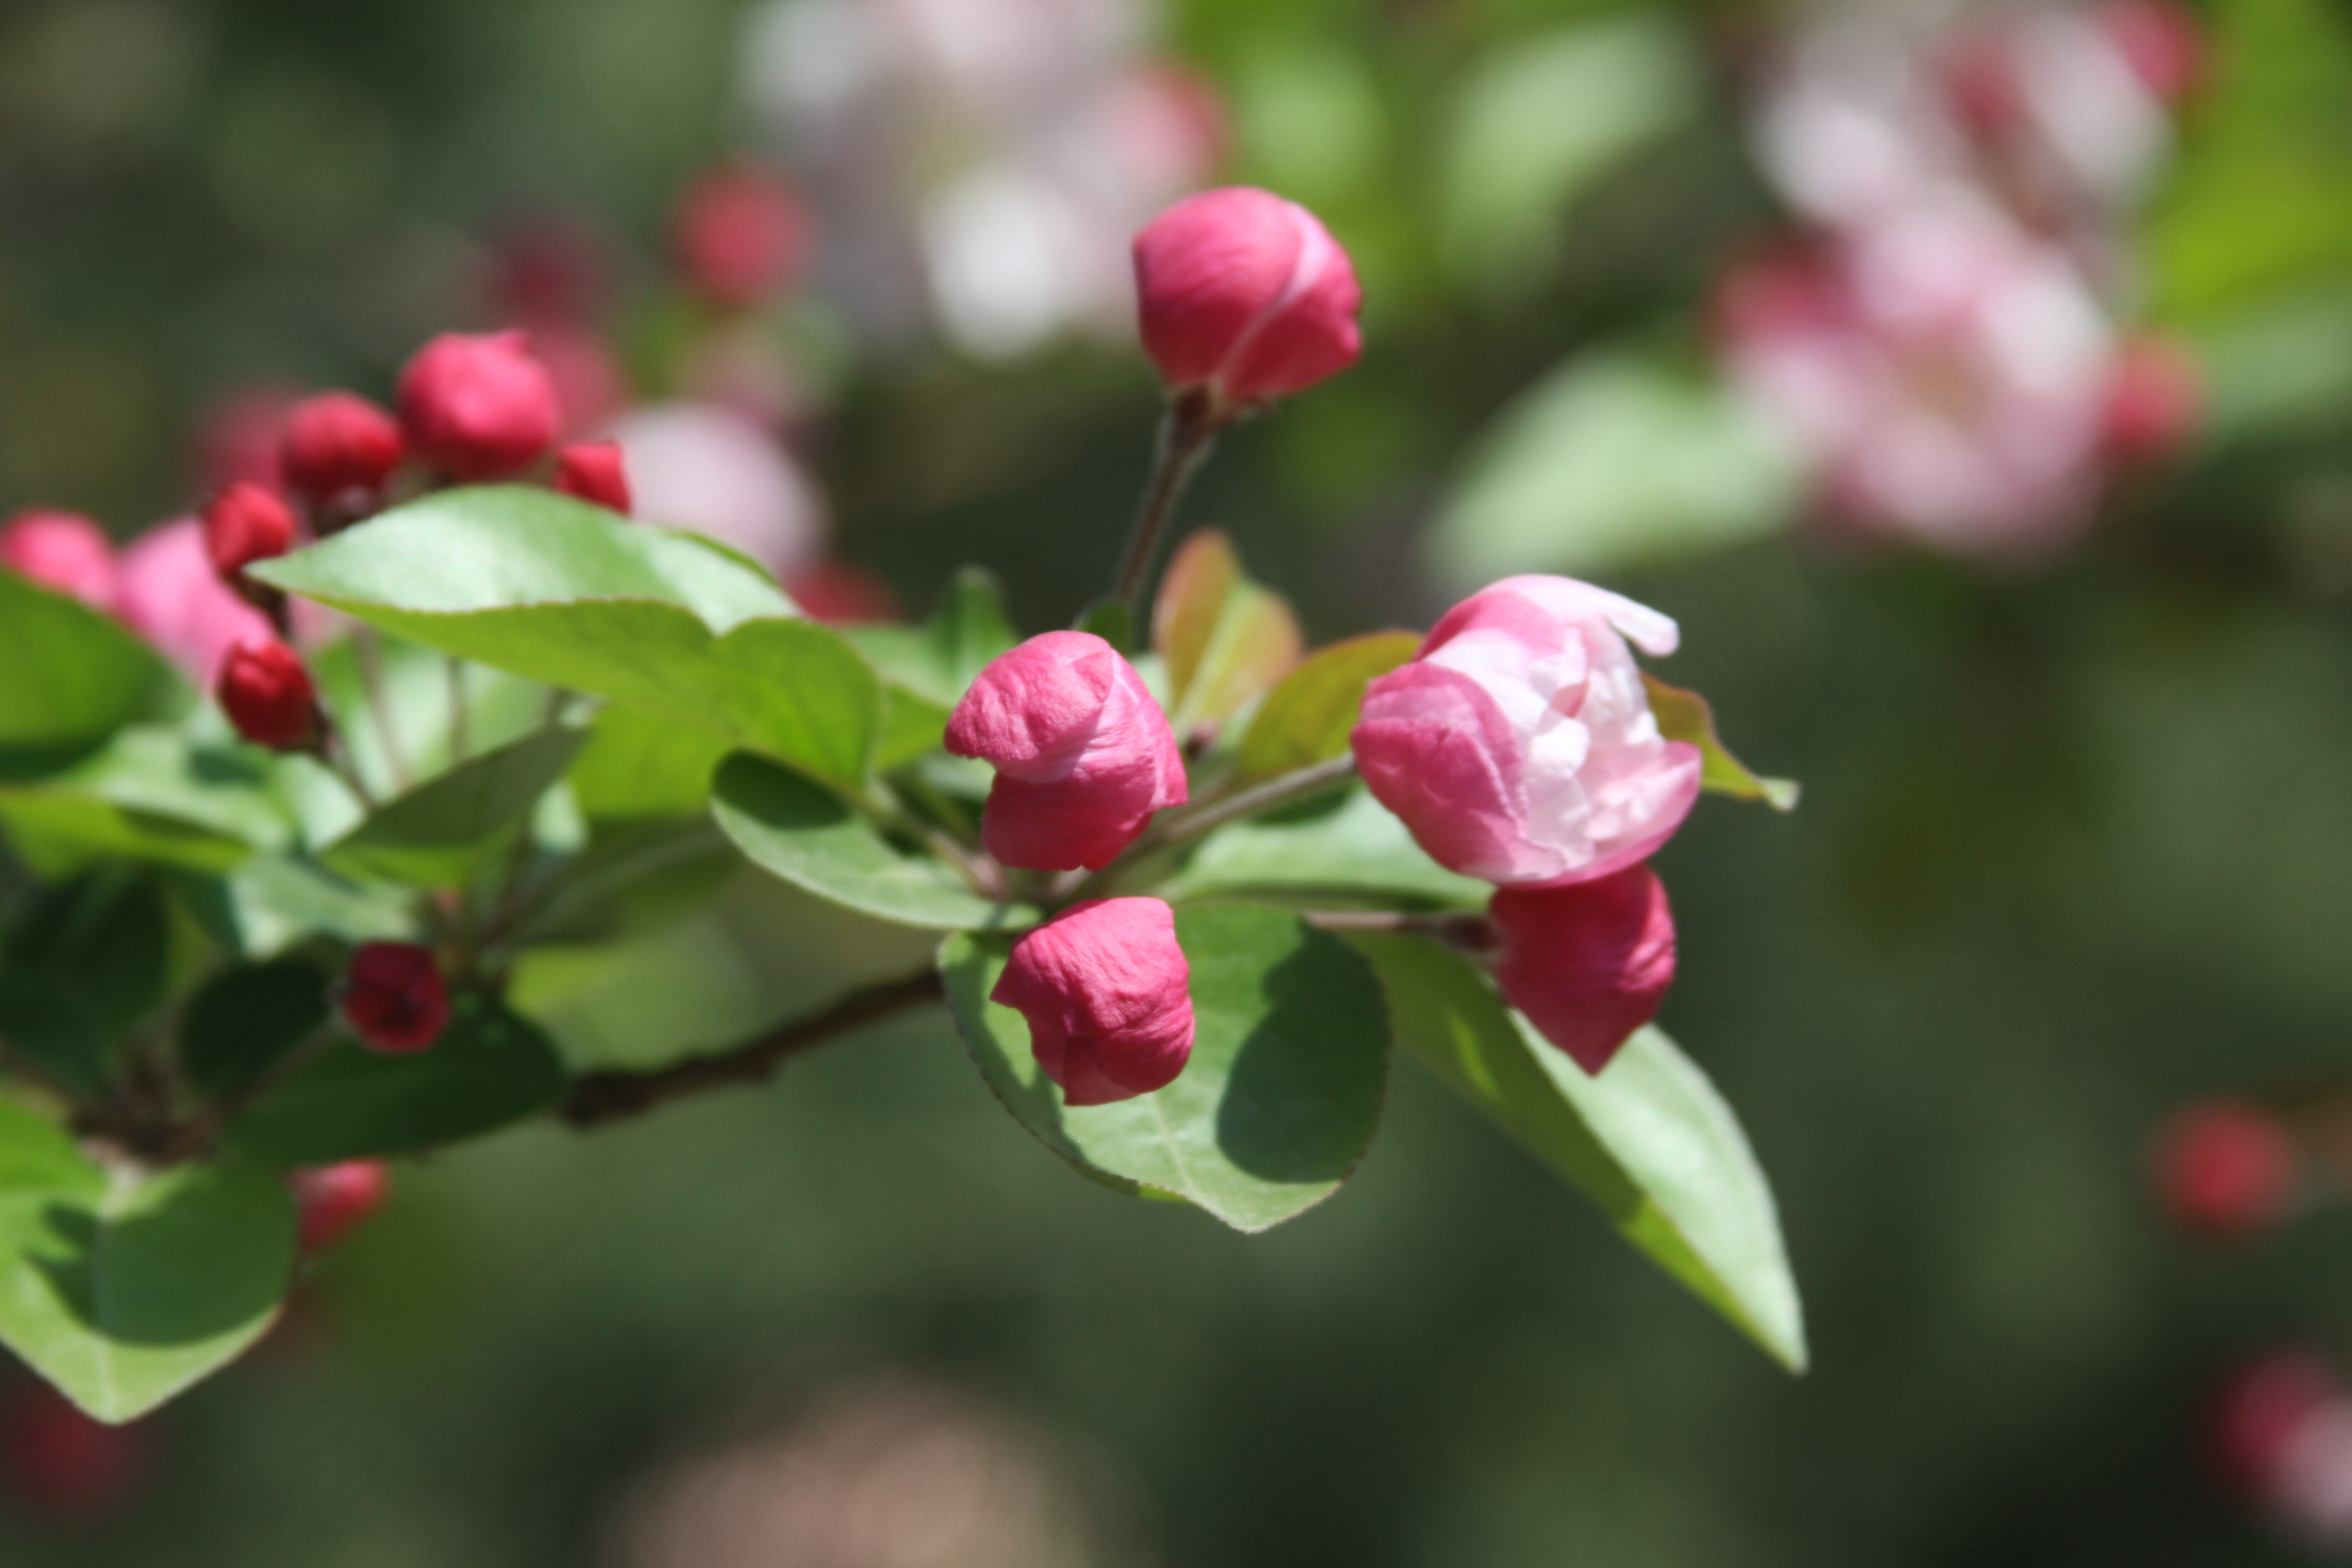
[
  {"left": 1643, "top": 674, "right": 1798, "bottom": 811},
  {"left": 1151, "top": 531, "right": 1305, "bottom": 736}
]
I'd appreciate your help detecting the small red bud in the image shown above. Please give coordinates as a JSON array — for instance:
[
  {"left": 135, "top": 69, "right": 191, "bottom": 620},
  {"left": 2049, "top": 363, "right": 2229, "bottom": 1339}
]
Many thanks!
[
  {"left": 289, "top": 1160, "right": 392, "bottom": 1253},
  {"left": 279, "top": 391, "right": 406, "bottom": 507},
  {"left": 782, "top": 558, "right": 900, "bottom": 625},
  {"left": 2099, "top": 0, "right": 2204, "bottom": 105},
  {"left": 215, "top": 638, "right": 319, "bottom": 751},
  {"left": 395, "top": 331, "right": 561, "bottom": 481},
  {"left": 340, "top": 942, "right": 449, "bottom": 1054},
  {"left": 1488, "top": 866, "right": 1677, "bottom": 1077},
  {"left": 0, "top": 1383, "right": 147, "bottom": 1520},
  {"left": 2211, "top": 1352, "right": 2336, "bottom": 1497},
  {"left": 672, "top": 164, "right": 812, "bottom": 311},
  {"left": 2102, "top": 336, "right": 2202, "bottom": 468},
  {"left": 201, "top": 481, "right": 298, "bottom": 583},
  {"left": 552, "top": 440, "right": 631, "bottom": 513},
  {"left": 1, "top": 509, "right": 117, "bottom": 608},
  {"left": 2153, "top": 1099, "right": 2298, "bottom": 1239}
]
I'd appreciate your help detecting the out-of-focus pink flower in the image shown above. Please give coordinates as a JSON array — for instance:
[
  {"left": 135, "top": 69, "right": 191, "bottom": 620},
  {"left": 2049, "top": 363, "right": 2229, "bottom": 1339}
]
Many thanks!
[
  {"left": 609, "top": 402, "right": 824, "bottom": 576},
  {"left": 216, "top": 639, "right": 319, "bottom": 751},
  {"left": 2152, "top": 1099, "right": 2299, "bottom": 1240},
  {"left": 290, "top": 1160, "right": 392, "bottom": 1254},
  {"left": 1133, "top": 186, "right": 1362, "bottom": 416},
  {"left": 674, "top": 163, "right": 813, "bottom": 310},
  {"left": 1, "top": 510, "right": 117, "bottom": 608},
  {"left": 0, "top": 1383, "right": 147, "bottom": 1520},
  {"left": 1107, "top": 61, "right": 1226, "bottom": 196},
  {"left": 2100, "top": 0, "right": 2203, "bottom": 104},
  {"left": 280, "top": 392, "right": 405, "bottom": 509},
  {"left": 201, "top": 481, "right": 299, "bottom": 584},
  {"left": 1354, "top": 576, "right": 1699, "bottom": 888},
  {"left": 783, "top": 558, "right": 900, "bottom": 625},
  {"left": 525, "top": 323, "right": 630, "bottom": 439},
  {"left": 340, "top": 942, "right": 449, "bottom": 1054},
  {"left": 991, "top": 897, "right": 1193, "bottom": 1106},
  {"left": 192, "top": 386, "right": 299, "bottom": 492},
  {"left": 1719, "top": 197, "right": 2115, "bottom": 561},
  {"left": 395, "top": 331, "right": 561, "bottom": 481},
  {"left": 553, "top": 441, "right": 632, "bottom": 514},
  {"left": 487, "top": 216, "right": 610, "bottom": 325},
  {"left": 946, "top": 631, "right": 1186, "bottom": 872},
  {"left": 2100, "top": 333, "right": 2202, "bottom": 468},
  {"left": 2213, "top": 1352, "right": 2338, "bottom": 1498},
  {"left": 1490, "top": 865, "right": 1676, "bottom": 1075},
  {"left": 115, "top": 519, "right": 274, "bottom": 683}
]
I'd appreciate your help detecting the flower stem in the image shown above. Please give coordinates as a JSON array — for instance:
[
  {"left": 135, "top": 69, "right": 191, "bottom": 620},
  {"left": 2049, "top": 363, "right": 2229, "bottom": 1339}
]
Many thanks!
[
  {"left": 1111, "top": 395, "right": 1219, "bottom": 625},
  {"left": 1154, "top": 753, "right": 1358, "bottom": 851}
]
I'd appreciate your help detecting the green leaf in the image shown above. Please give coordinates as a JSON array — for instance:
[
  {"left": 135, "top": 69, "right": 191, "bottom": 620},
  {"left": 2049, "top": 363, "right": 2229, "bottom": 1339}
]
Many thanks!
[
  {"left": 850, "top": 570, "right": 1024, "bottom": 771},
  {"left": 1230, "top": 632, "right": 1420, "bottom": 785},
  {"left": 308, "top": 633, "right": 553, "bottom": 803},
  {"left": 1644, "top": 675, "right": 1799, "bottom": 811},
  {"left": 712, "top": 753, "right": 1034, "bottom": 932},
  {"left": 1073, "top": 598, "right": 1134, "bottom": 652},
  {"left": 942, "top": 903, "right": 1390, "bottom": 1232},
  {"left": 1356, "top": 934, "right": 1805, "bottom": 1371},
  {"left": 1428, "top": 350, "right": 1803, "bottom": 590},
  {"left": 0, "top": 726, "right": 292, "bottom": 875},
  {"left": 1152, "top": 531, "right": 1304, "bottom": 736},
  {"left": 0, "top": 977, "right": 109, "bottom": 1096},
  {"left": 1158, "top": 787, "right": 1489, "bottom": 907},
  {"left": 568, "top": 706, "right": 735, "bottom": 822},
  {"left": 321, "top": 726, "right": 589, "bottom": 887},
  {"left": 9, "top": 870, "right": 171, "bottom": 1046},
  {"left": 180, "top": 959, "right": 333, "bottom": 1098},
  {"left": 224, "top": 994, "right": 567, "bottom": 1165},
  {"left": 0, "top": 572, "right": 176, "bottom": 756},
  {"left": 252, "top": 489, "right": 883, "bottom": 791},
  {"left": 173, "top": 858, "right": 414, "bottom": 961},
  {"left": 0, "top": 1107, "right": 295, "bottom": 1422}
]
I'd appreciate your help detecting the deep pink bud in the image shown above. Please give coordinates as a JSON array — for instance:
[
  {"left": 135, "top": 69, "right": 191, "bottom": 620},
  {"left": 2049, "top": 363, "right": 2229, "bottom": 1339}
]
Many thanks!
[
  {"left": 552, "top": 440, "right": 631, "bottom": 513},
  {"left": 2153, "top": 1099, "right": 2298, "bottom": 1239},
  {"left": 2099, "top": 0, "right": 2203, "bottom": 104},
  {"left": 201, "top": 481, "right": 298, "bottom": 582},
  {"left": 290, "top": 1160, "right": 392, "bottom": 1253},
  {"left": 0, "top": 1384, "right": 146, "bottom": 1520},
  {"left": 1488, "top": 865, "right": 1676, "bottom": 1075},
  {"left": 340, "top": 942, "right": 450, "bottom": 1054},
  {"left": 944, "top": 631, "right": 1187, "bottom": 872},
  {"left": 1353, "top": 576, "right": 1701, "bottom": 887},
  {"left": 215, "top": 638, "right": 319, "bottom": 751},
  {"left": 115, "top": 519, "right": 274, "bottom": 683},
  {"left": 1132, "top": 186, "right": 1362, "bottom": 412},
  {"left": 991, "top": 898, "right": 1194, "bottom": 1107},
  {"left": 783, "top": 558, "right": 900, "bottom": 625},
  {"left": 2210, "top": 1352, "right": 2336, "bottom": 1498},
  {"left": 672, "top": 163, "right": 813, "bottom": 311},
  {"left": 1, "top": 510, "right": 116, "bottom": 608},
  {"left": 2101, "top": 336, "right": 2202, "bottom": 468},
  {"left": 279, "top": 391, "right": 405, "bottom": 505},
  {"left": 395, "top": 331, "right": 561, "bottom": 481}
]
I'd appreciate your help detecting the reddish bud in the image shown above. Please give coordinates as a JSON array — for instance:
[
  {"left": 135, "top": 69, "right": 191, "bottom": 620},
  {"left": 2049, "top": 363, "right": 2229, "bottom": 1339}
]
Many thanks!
[
  {"left": 215, "top": 638, "right": 319, "bottom": 751},
  {"left": 1488, "top": 865, "right": 1677, "bottom": 1075},
  {"left": 193, "top": 386, "right": 299, "bottom": 491},
  {"left": 672, "top": 164, "right": 813, "bottom": 311},
  {"left": 2212, "top": 1352, "right": 2337, "bottom": 1497},
  {"left": 280, "top": 391, "right": 406, "bottom": 506},
  {"left": 395, "top": 331, "right": 561, "bottom": 481},
  {"left": 553, "top": 440, "right": 631, "bottom": 513},
  {"left": 2102, "top": 336, "right": 2202, "bottom": 468},
  {"left": 290, "top": 1160, "right": 392, "bottom": 1253},
  {"left": 1132, "top": 186, "right": 1362, "bottom": 414},
  {"left": 2153, "top": 1099, "right": 2299, "bottom": 1239},
  {"left": 783, "top": 558, "right": 900, "bottom": 625},
  {"left": 200, "top": 481, "right": 298, "bottom": 583},
  {"left": 2099, "top": 0, "right": 2204, "bottom": 104},
  {"left": 0, "top": 1384, "right": 146, "bottom": 1520},
  {"left": 992, "top": 898, "right": 1194, "bottom": 1107},
  {"left": 1, "top": 510, "right": 117, "bottom": 608},
  {"left": 529, "top": 324, "right": 629, "bottom": 437},
  {"left": 340, "top": 942, "right": 450, "bottom": 1054}
]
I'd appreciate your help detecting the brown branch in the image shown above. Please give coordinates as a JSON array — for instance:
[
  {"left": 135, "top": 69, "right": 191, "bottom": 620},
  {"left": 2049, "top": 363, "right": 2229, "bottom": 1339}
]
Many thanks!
[{"left": 559, "top": 966, "right": 947, "bottom": 1128}]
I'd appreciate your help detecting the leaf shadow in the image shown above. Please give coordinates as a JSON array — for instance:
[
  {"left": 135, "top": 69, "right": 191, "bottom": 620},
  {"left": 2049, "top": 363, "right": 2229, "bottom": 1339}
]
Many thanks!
[
  {"left": 1212, "top": 934, "right": 1384, "bottom": 1183},
  {"left": 31, "top": 1190, "right": 284, "bottom": 1346}
]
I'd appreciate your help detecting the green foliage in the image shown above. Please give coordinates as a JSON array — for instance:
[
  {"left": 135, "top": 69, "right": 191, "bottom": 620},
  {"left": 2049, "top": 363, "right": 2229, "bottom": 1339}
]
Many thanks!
[
  {"left": 1153, "top": 531, "right": 1305, "bottom": 737},
  {"left": 0, "top": 1102, "right": 294, "bottom": 1422},
  {"left": 1230, "top": 632, "right": 1420, "bottom": 785},
  {"left": 567, "top": 706, "right": 735, "bottom": 823},
  {"left": 0, "top": 872, "right": 171, "bottom": 1090},
  {"left": 1357, "top": 934, "right": 1805, "bottom": 1369},
  {"left": 0, "top": 572, "right": 177, "bottom": 760},
  {"left": 321, "top": 726, "right": 589, "bottom": 887},
  {"left": 1644, "top": 674, "right": 1800, "bottom": 811},
  {"left": 943, "top": 904, "right": 1390, "bottom": 1232},
  {"left": 1160, "top": 787, "right": 1490, "bottom": 906},
  {"left": 180, "top": 957, "right": 334, "bottom": 1098},
  {"left": 0, "top": 725, "right": 292, "bottom": 876},
  {"left": 175, "top": 858, "right": 414, "bottom": 960}
]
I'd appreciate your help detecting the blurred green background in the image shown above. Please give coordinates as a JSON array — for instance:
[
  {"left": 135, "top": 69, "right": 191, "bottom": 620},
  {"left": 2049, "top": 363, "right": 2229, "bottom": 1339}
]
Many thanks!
[{"left": 7, "top": 0, "right": 2352, "bottom": 1561}]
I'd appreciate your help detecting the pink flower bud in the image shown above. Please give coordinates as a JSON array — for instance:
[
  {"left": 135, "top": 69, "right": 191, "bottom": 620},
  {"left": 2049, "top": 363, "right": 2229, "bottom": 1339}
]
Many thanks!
[
  {"left": 672, "top": 163, "right": 813, "bottom": 311},
  {"left": 201, "top": 480, "right": 298, "bottom": 583},
  {"left": 280, "top": 391, "right": 405, "bottom": 506},
  {"left": 783, "top": 558, "right": 900, "bottom": 625},
  {"left": 1132, "top": 186, "right": 1362, "bottom": 413},
  {"left": 1, "top": 510, "right": 117, "bottom": 608},
  {"left": 552, "top": 440, "right": 631, "bottom": 513},
  {"left": 2153, "top": 1099, "right": 2298, "bottom": 1239},
  {"left": 1352, "top": 576, "right": 1701, "bottom": 887},
  {"left": 991, "top": 898, "right": 1194, "bottom": 1106},
  {"left": 945, "top": 631, "right": 1187, "bottom": 872},
  {"left": 289, "top": 1160, "right": 392, "bottom": 1253},
  {"left": 395, "top": 331, "right": 561, "bottom": 481},
  {"left": 192, "top": 386, "right": 298, "bottom": 491},
  {"left": 1488, "top": 864, "right": 1676, "bottom": 1075},
  {"left": 114, "top": 519, "right": 274, "bottom": 683},
  {"left": 340, "top": 942, "right": 450, "bottom": 1054},
  {"left": 2101, "top": 336, "right": 2202, "bottom": 468},
  {"left": 0, "top": 1383, "right": 147, "bottom": 1520},
  {"left": 2211, "top": 1352, "right": 2336, "bottom": 1498},
  {"left": 2100, "top": 0, "right": 2203, "bottom": 104},
  {"left": 216, "top": 638, "right": 320, "bottom": 751}
]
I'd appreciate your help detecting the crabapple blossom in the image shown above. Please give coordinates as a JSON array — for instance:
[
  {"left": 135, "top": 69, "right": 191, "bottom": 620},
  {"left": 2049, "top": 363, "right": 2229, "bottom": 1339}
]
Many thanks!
[{"left": 991, "top": 898, "right": 1193, "bottom": 1106}]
